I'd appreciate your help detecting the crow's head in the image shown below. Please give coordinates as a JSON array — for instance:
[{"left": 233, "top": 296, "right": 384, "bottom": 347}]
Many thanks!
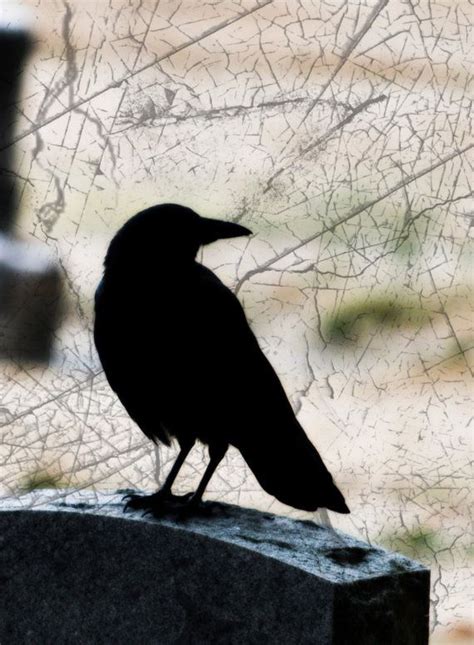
[{"left": 104, "top": 203, "right": 252, "bottom": 271}]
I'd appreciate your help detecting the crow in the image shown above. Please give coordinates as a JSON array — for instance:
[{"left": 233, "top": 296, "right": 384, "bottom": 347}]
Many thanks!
[{"left": 94, "top": 204, "right": 349, "bottom": 516}]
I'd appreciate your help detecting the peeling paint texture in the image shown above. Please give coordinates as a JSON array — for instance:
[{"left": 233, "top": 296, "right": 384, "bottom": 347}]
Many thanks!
[{"left": 0, "top": 1, "right": 472, "bottom": 640}]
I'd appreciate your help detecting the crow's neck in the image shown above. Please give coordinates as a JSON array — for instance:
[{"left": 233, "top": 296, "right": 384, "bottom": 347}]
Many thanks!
[{"left": 103, "top": 255, "right": 202, "bottom": 283}]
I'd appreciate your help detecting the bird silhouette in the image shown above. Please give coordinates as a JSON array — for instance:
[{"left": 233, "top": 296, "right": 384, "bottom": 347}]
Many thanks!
[{"left": 94, "top": 204, "right": 349, "bottom": 516}]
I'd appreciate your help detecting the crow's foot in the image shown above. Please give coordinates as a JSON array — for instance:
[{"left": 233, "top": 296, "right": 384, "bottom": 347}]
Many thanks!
[
  {"left": 123, "top": 490, "right": 193, "bottom": 515},
  {"left": 174, "top": 499, "right": 229, "bottom": 522}
]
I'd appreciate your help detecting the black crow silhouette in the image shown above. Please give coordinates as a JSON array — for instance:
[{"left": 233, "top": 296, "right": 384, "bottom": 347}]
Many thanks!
[{"left": 94, "top": 204, "right": 349, "bottom": 516}]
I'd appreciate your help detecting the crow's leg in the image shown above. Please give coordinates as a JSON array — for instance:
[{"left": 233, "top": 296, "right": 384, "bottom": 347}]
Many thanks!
[
  {"left": 124, "top": 438, "right": 195, "bottom": 513},
  {"left": 177, "top": 442, "right": 228, "bottom": 517},
  {"left": 160, "top": 438, "right": 195, "bottom": 496}
]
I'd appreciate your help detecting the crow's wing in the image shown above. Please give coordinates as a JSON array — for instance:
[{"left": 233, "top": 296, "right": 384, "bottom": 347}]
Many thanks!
[
  {"left": 95, "top": 266, "right": 294, "bottom": 445},
  {"left": 94, "top": 278, "right": 173, "bottom": 445},
  {"left": 186, "top": 265, "right": 297, "bottom": 435}
]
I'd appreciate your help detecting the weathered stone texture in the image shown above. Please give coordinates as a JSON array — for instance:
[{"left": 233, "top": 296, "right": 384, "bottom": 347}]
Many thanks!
[{"left": 0, "top": 491, "right": 429, "bottom": 644}]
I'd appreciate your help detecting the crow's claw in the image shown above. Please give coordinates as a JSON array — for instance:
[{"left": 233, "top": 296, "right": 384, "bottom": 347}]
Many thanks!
[
  {"left": 174, "top": 499, "right": 220, "bottom": 522},
  {"left": 123, "top": 490, "right": 196, "bottom": 515},
  {"left": 123, "top": 493, "right": 155, "bottom": 512},
  {"left": 141, "top": 508, "right": 154, "bottom": 517}
]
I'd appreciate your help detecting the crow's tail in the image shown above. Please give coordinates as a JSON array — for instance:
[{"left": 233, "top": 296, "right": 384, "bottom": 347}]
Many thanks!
[{"left": 237, "top": 427, "right": 349, "bottom": 514}]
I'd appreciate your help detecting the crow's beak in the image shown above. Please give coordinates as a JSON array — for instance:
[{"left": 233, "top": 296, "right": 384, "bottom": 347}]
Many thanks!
[{"left": 200, "top": 217, "right": 252, "bottom": 245}]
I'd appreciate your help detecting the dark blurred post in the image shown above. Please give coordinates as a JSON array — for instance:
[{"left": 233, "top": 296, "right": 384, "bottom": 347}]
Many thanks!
[
  {"left": 0, "top": 16, "right": 62, "bottom": 362},
  {"left": 0, "top": 27, "right": 31, "bottom": 229}
]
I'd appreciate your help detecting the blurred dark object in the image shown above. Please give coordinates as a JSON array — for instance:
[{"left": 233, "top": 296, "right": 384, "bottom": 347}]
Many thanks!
[
  {"left": 0, "top": 26, "right": 31, "bottom": 231},
  {"left": 0, "top": 234, "right": 62, "bottom": 361},
  {"left": 0, "top": 19, "right": 62, "bottom": 362}
]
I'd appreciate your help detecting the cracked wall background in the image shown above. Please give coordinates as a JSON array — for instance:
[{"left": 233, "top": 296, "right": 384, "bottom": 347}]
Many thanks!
[{"left": 0, "top": 0, "right": 472, "bottom": 640}]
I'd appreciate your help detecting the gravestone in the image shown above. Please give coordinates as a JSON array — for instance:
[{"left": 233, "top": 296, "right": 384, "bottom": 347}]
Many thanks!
[{"left": 0, "top": 489, "right": 430, "bottom": 644}]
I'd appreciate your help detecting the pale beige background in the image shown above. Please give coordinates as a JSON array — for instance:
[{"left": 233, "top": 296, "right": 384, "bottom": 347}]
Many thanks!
[{"left": 0, "top": 0, "right": 472, "bottom": 641}]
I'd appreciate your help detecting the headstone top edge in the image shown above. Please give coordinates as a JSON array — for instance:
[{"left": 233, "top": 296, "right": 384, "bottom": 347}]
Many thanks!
[{"left": 0, "top": 488, "right": 428, "bottom": 585}]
